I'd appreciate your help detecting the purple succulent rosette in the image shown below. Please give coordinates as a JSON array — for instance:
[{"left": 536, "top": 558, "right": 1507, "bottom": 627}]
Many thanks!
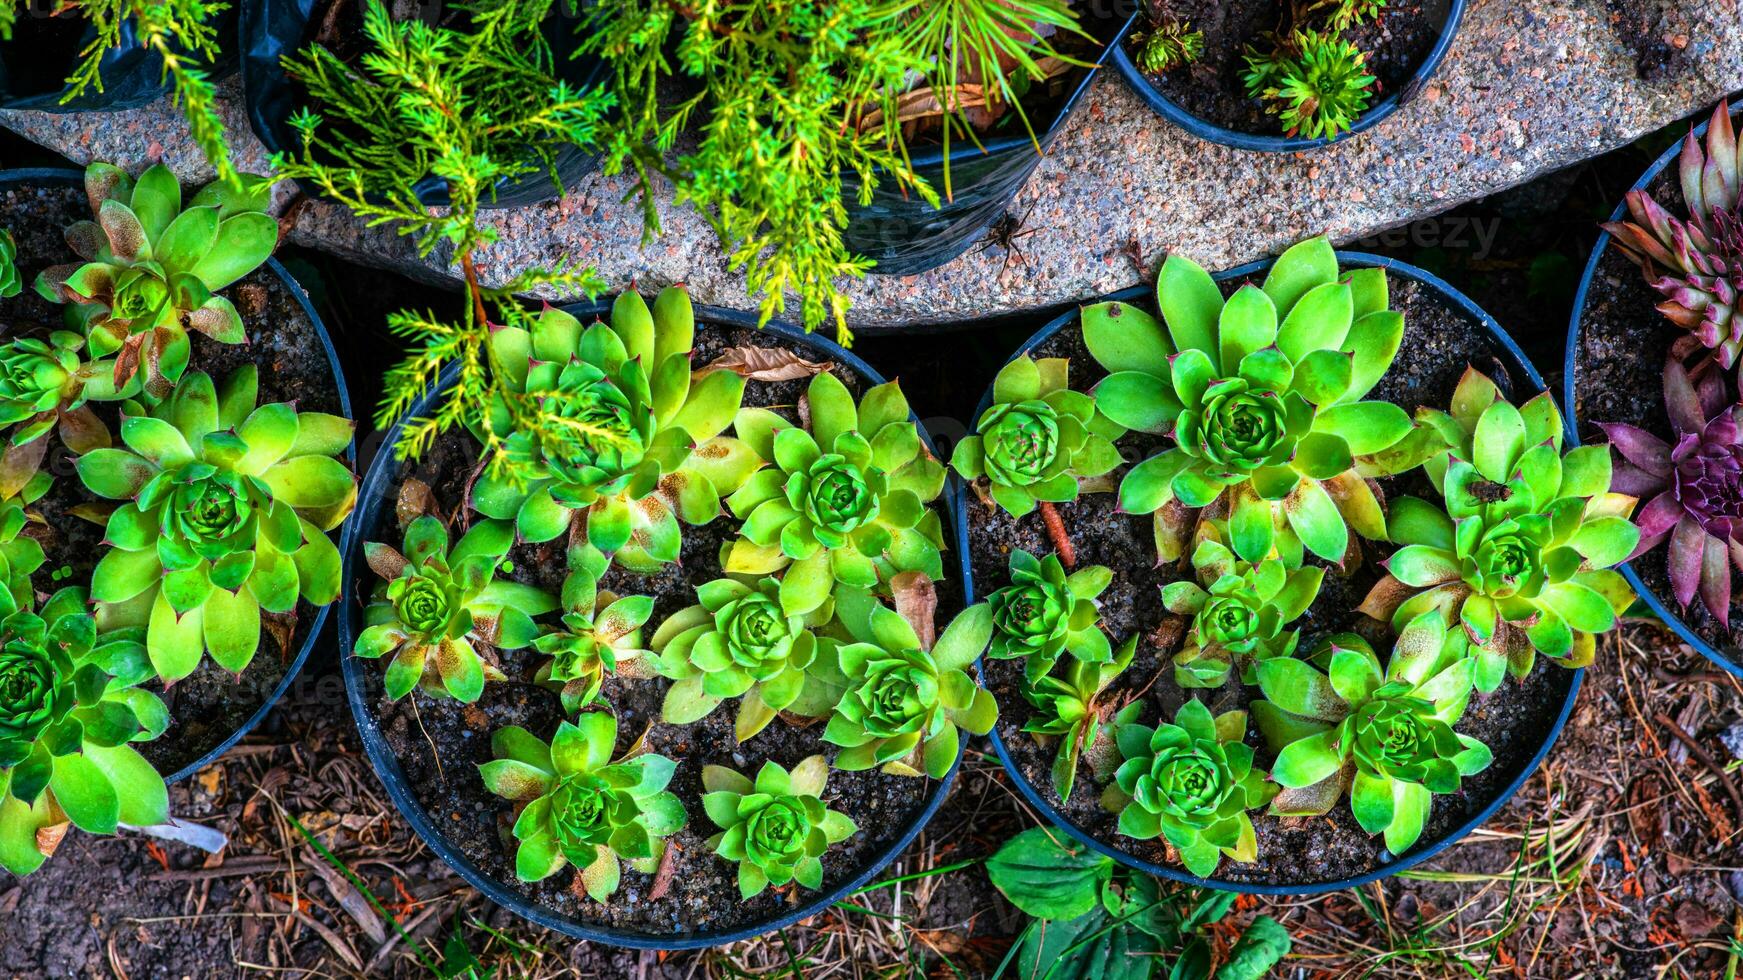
[{"left": 1600, "top": 356, "right": 1743, "bottom": 625}]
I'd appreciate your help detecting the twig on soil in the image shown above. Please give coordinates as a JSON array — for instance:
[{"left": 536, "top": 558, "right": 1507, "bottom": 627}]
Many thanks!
[
  {"left": 647, "top": 840, "right": 681, "bottom": 902},
  {"left": 1652, "top": 712, "right": 1743, "bottom": 829},
  {"left": 1036, "top": 501, "right": 1076, "bottom": 569}
]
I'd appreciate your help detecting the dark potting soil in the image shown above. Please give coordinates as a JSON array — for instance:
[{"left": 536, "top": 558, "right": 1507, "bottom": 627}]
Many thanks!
[
  {"left": 1570, "top": 156, "right": 1743, "bottom": 659},
  {"left": 0, "top": 180, "right": 346, "bottom": 779},
  {"left": 352, "top": 322, "right": 959, "bottom": 935},
  {"left": 1130, "top": 0, "right": 1452, "bottom": 136},
  {"left": 1601, "top": 0, "right": 1703, "bottom": 82},
  {"left": 968, "top": 274, "right": 1574, "bottom": 885}
]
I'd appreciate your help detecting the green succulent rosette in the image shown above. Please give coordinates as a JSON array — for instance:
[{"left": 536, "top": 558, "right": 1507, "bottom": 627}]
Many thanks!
[
  {"left": 701, "top": 755, "right": 858, "bottom": 899},
  {"left": 530, "top": 545, "right": 655, "bottom": 714},
  {"left": 951, "top": 355, "right": 1125, "bottom": 518},
  {"left": 1085, "top": 236, "right": 1415, "bottom": 565},
  {"left": 0, "top": 501, "right": 45, "bottom": 616},
  {"left": 34, "top": 163, "right": 276, "bottom": 395},
  {"left": 1101, "top": 698, "right": 1277, "bottom": 878},
  {"left": 356, "top": 515, "right": 558, "bottom": 703},
  {"left": 0, "top": 587, "right": 169, "bottom": 877},
  {"left": 652, "top": 575, "right": 828, "bottom": 741},
  {"left": 479, "top": 712, "right": 686, "bottom": 900},
  {"left": 0, "top": 330, "right": 136, "bottom": 457},
  {"left": 0, "top": 228, "right": 20, "bottom": 299},
  {"left": 818, "top": 587, "right": 998, "bottom": 779},
  {"left": 1021, "top": 634, "right": 1135, "bottom": 802},
  {"left": 724, "top": 371, "right": 946, "bottom": 617},
  {"left": 980, "top": 549, "right": 1113, "bottom": 683},
  {"left": 76, "top": 368, "right": 357, "bottom": 682},
  {"left": 470, "top": 289, "right": 763, "bottom": 573},
  {"left": 1359, "top": 369, "right": 1638, "bottom": 691},
  {"left": 1160, "top": 536, "right": 1323, "bottom": 689},
  {"left": 1252, "top": 612, "right": 1490, "bottom": 855}
]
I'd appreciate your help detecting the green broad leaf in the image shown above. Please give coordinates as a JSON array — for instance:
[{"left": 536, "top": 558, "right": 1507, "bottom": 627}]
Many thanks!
[
  {"left": 985, "top": 826, "right": 1113, "bottom": 920},
  {"left": 77, "top": 448, "right": 156, "bottom": 500},
  {"left": 1255, "top": 658, "right": 1346, "bottom": 723},
  {"left": 1082, "top": 300, "right": 1172, "bottom": 376},
  {"left": 1275, "top": 281, "right": 1353, "bottom": 362},
  {"left": 202, "top": 585, "right": 262, "bottom": 673},
  {"left": 1217, "top": 284, "right": 1278, "bottom": 373},
  {"left": 1557, "top": 445, "right": 1612, "bottom": 500},
  {"left": 1237, "top": 347, "right": 1293, "bottom": 393},
  {"left": 1314, "top": 402, "right": 1413, "bottom": 455},
  {"left": 1386, "top": 545, "right": 1462, "bottom": 588},
  {"left": 1217, "top": 916, "right": 1293, "bottom": 980},
  {"left": 190, "top": 212, "right": 277, "bottom": 291},
  {"left": 1387, "top": 496, "right": 1455, "bottom": 549},
  {"left": 1338, "top": 311, "right": 1405, "bottom": 404},
  {"left": 514, "top": 832, "right": 567, "bottom": 883},
  {"left": 672, "top": 370, "right": 746, "bottom": 443},
  {"left": 1538, "top": 582, "right": 1616, "bottom": 633},
  {"left": 1093, "top": 371, "right": 1183, "bottom": 434},
  {"left": 1520, "top": 392, "right": 1563, "bottom": 451},
  {"left": 806, "top": 371, "right": 859, "bottom": 452},
  {"left": 83, "top": 742, "right": 168, "bottom": 827},
  {"left": 857, "top": 381, "right": 911, "bottom": 439},
  {"left": 1263, "top": 237, "right": 1339, "bottom": 316},
  {"left": 1282, "top": 478, "right": 1347, "bottom": 562},
  {"left": 1291, "top": 348, "right": 1354, "bottom": 406},
  {"left": 1156, "top": 254, "right": 1224, "bottom": 371},
  {"left": 129, "top": 164, "right": 182, "bottom": 243},
  {"left": 147, "top": 590, "right": 205, "bottom": 682},
  {"left": 1269, "top": 729, "right": 1345, "bottom": 788},
  {"left": 1383, "top": 781, "right": 1432, "bottom": 854},
  {"left": 993, "top": 356, "right": 1043, "bottom": 404},
  {"left": 932, "top": 603, "right": 993, "bottom": 670},
  {"left": 1344, "top": 267, "right": 1389, "bottom": 320},
  {"left": 778, "top": 551, "right": 833, "bottom": 617},
  {"left": 611, "top": 291, "right": 656, "bottom": 366},
  {"left": 1350, "top": 770, "right": 1396, "bottom": 835},
  {"left": 1472, "top": 400, "right": 1527, "bottom": 484},
  {"left": 1229, "top": 482, "right": 1274, "bottom": 564},
  {"left": 49, "top": 752, "right": 120, "bottom": 835},
  {"left": 1292, "top": 431, "right": 1353, "bottom": 481}
]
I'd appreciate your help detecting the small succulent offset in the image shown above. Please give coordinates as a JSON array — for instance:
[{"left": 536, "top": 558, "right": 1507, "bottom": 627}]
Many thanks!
[
  {"left": 479, "top": 713, "right": 685, "bottom": 900},
  {"left": 1022, "top": 635, "right": 1135, "bottom": 802},
  {"left": 0, "top": 330, "right": 136, "bottom": 455},
  {"left": 532, "top": 547, "right": 655, "bottom": 714},
  {"left": 1102, "top": 699, "right": 1277, "bottom": 878},
  {"left": 1600, "top": 102, "right": 1742, "bottom": 367},
  {"left": 0, "top": 502, "right": 45, "bottom": 614},
  {"left": 77, "top": 368, "right": 358, "bottom": 682},
  {"left": 1361, "top": 370, "right": 1637, "bottom": 690},
  {"left": 470, "top": 290, "right": 760, "bottom": 572},
  {"left": 1133, "top": 18, "right": 1203, "bottom": 74},
  {"left": 651, "top": 576, "right": 828, "bottom": 742},
  {"left": 980, "top": 550, "right": 1113, "bottom": 684},
  {"left": 35, "top": 163, "right": 276, "bottom": 395},
  {"left": 1161, "top": 537, "right": 1324, "bottom": 689},
  {"left": 725, "top": 371, "right": 947, "bottom": 617},
  {"left": 356, "top": 516, "right": 558, "bottom": 702},
  {"left": 1601, "top": 357, "right": 1743, "bottom": 625},
  {"left": 1087, "top": 236, "right": 1411, "bottom": 564},
  {"left": 951, "top": 355, "right": 1125, "bottom": 519},
  {"left": 821, "top": 588, "right": 999, "bottom": 779},
  {"left": 1242, "top": 31, "right": 1376, "bottom": 141},
  {"left": 701, "top": 755, "right": 858, "bottom": 899},
  {"left": 0, "top": 588, "right": 169, "bottom": 877},
  {"left": 1253, "top": 614, "right": 1488, "bottom": 855}
]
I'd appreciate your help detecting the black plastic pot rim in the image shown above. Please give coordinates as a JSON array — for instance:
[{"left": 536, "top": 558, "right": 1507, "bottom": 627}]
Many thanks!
[
  {"left": 1110, "top": 0, "right": 1467, "bottom": 153},
  {"left": 0, "top": 166, "right": 353, "bottom": 785},
  {"left": 955, "top": 251, "right": 1582, "bottom": 895},
  {"left": 337, "top": 301, "right": 963, "bottom": 949},
  {"left": 1563, "top": 111, "right": 1743, "bottom": 681}
]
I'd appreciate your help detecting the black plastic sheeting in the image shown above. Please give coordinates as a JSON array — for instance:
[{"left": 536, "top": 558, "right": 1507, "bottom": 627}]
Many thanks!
[
  {"left": 842, "top": 7, "right": 1138, "bottom": 277},
  {"left": 0, "top": 10, "right": 237, "bottom": 113},
  {"left": 241, "top": 0, "right": 603, "bottom": 209}
]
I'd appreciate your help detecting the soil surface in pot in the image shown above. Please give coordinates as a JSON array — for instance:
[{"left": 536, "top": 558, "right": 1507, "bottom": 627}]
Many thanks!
[
  {"left": 351, "top": 322, "right": 960, "bottom": 935},
  {"left": 967, "top": 273, "right": 1573, "bottom": 886},
  {"left": 0, "top": 180, "right": 345, "bottom": 779},
  {"left": 1570, "top": 156, "right": 1742, "bottom": 662},
  {"left": 1129, "top": 0, "right": 1451, "bottom": 136}
]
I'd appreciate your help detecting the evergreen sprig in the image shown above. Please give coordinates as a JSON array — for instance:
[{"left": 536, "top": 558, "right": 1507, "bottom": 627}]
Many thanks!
[
  {"left": 581, "top": 0, "right": 1084, "bottom": 345},
  {"left": 274, "top": 0, "right": 612, "bottom": 477},
  {"left": 37, "top": 0, "right": 239, "bottom": 186}
]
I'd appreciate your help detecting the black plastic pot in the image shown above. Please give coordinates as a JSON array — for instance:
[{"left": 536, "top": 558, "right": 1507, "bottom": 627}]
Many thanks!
[
  {"left": 337, "top": 302, "right": 962, "bottom": 948},
  {"left": 240, "top": 0, "right": 602, "bottom": 208},
  {"left": 0, "top": 11, "right": 238, "bottom": 112},
  {"left": 1110, "top": 0, "right": 1466, "bottom": 152},
  {"left": 0, "top": 167, "right": 353, "bottom": 785},
  {"left": 1564, "top": 111, "right": 1742, "bottom": 679},
  {"left": 842, "top": 8, "right": 1139, "bottom": 276},
  {"left": 956, "top": 252, "right": 1581, "bottom": 894}
]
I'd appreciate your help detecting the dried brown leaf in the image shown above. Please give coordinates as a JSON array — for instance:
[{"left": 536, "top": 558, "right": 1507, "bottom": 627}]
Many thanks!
[
  {"left": 396, "top": 477, "right": 435, "bottom": 529},
  {"left": 892, "top": 571, "right": 938, "bottom": 652},
  {"left": 697, "top": 346, "right": 832, "bottom": 382}
]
